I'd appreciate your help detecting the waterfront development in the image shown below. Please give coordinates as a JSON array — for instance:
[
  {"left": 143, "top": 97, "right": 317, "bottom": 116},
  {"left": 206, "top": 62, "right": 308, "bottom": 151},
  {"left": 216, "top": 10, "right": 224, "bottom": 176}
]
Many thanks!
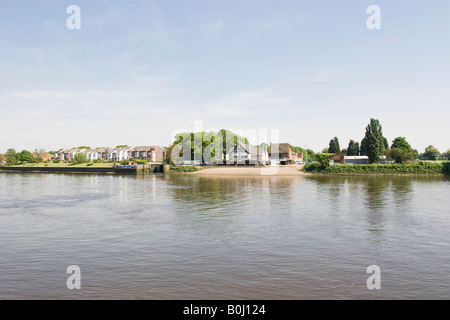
[{"left": 0, "top": 173, "right": 449, "bottom": 299}]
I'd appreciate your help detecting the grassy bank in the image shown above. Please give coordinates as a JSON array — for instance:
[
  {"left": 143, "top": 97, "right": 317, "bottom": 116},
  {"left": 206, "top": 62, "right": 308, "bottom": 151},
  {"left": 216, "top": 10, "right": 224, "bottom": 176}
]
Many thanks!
[{"left": 303, "top": 161, "right": 450, "bottom": 175}]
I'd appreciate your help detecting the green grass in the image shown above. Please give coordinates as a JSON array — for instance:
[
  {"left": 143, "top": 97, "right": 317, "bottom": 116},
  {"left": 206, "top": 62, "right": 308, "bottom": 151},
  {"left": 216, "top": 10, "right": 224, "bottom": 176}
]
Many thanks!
[{"left": 303, "top": 161, "right": 449, "bottom": 175}]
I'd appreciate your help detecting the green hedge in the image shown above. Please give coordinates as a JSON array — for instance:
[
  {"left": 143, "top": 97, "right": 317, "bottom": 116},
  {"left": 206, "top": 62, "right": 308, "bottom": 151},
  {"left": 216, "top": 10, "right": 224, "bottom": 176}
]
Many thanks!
[
  {"left": 303, "top": 161, "right": 449, "bottom": 175},
  {"left": 443, "top": 162, "right": 450, "bottom": 175},
  {"left": 168, "top": 166, "right": 199, "bottom": 173}
]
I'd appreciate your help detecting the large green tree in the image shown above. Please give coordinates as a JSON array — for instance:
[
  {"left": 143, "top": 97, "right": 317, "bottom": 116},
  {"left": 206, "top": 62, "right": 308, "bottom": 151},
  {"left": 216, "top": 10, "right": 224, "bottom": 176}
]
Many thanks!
[
  {"left": 360, "top": 118, "right": 388, "bottom": 164},
  {"left": 391, "top": 137, "right": 412, "bottom": 151},
  {"left": 18, "top": 150, "right": 33, "bottom": 162},
  {"left": 387, "top": 148, "right": 413, "bottom": 163},
  {"left": 328, "top": 137, "right": 340, "bottom": 154},
  {"left": 347, "top": 140, "right": 360, "bottom": 156},
  {"left": 5, "top": 148, "right": 18, "bottom": 165},
  {"left": 421, "top": 145, "right": 440, "bottom": 160},
  {"left": 388, "top": 137, "right": 413, "bottom": 163}
]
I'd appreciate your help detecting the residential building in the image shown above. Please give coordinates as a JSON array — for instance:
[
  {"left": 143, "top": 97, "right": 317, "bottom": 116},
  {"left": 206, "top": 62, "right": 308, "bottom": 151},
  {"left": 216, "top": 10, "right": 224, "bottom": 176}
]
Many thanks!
[
  {"left": 269, "top": 143, "right": 296, "bottom": 165},
  {"left": 224, "top": 142, "right": 269, "bottom": 166}
]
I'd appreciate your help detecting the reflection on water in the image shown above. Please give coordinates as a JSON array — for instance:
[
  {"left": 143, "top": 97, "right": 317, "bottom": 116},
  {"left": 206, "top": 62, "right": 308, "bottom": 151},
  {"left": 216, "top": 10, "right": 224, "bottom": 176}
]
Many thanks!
[{"left": 0, "top": 173, "right": 449, "bottom": 299}]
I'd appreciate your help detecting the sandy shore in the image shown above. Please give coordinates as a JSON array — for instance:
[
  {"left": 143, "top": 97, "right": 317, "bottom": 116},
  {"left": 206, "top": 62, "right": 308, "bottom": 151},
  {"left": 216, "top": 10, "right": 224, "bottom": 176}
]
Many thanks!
[{"left": 189, "top": 166, "right": 306, "bottom": 176}]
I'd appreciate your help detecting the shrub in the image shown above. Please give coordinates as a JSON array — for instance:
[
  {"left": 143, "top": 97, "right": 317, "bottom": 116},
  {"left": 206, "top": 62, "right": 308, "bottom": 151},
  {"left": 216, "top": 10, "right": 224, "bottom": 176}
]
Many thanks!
[
  {"left": 120, "top": 159, "right": 129, "bottom": 165},
  {"left": 168, "top": 166, "right": 199, "bottom": 173},
  {"left": 87, "top": 162, "right": 94, "bottom": 166},
  {"left": 443, "top": 162, "right": 450, "bottom": 175},
  {"left": 72, "top": 153, "right": 88, "bottom": 164},
  {"left": 53, "top": 159, "right": 61, "bottom": 163}
]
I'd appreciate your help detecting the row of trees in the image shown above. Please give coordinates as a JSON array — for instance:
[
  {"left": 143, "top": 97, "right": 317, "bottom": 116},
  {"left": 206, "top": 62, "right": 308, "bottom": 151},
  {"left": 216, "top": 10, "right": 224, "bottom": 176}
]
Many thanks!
[
  {"left": 322, "top": 118, "right": 449, "bottom": 164},
  {"left": 2, "top": 149, "right": 36, "bottom": 165},
  {"left": 2, "top": 148, "right": 62, "bottom": 165}
]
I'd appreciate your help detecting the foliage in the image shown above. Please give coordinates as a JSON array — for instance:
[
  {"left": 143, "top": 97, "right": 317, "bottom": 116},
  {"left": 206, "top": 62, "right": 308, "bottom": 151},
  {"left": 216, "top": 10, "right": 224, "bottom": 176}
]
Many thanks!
[
  {"left": 316, "top": 153, "right": 334, "bottom": 168},
  {"left": 73, "top": 146, "right": 91, "bottom": 149},
  {"left": 53, "top": 159, "right": 61, "bottom": 163},
  {"left": 87, "top": 162, "right": 94, "bottom": 166},
  {"left": 72, "top": 153, "right": 88, "bottom": 164},
  {"left": 328, "top": 137, "right": 340, "bottom": 154},
  {"left": 116, "top": 145, "right": 128, "bottom": 148},
  {"left": 443, "top": 162, "right": 450, "bottom": 175},
  {"left": 168, "top": 166, "right": 200, "bottom": 173},
  {"left": 421, "top": 145, "right": 441, "bottom": 160},
  {"left": 386, "top": 148, "right": 413, "bottom": 164},
  {"left": 347, "top": 140, "right": 360, "bottom": 156},
  {"left": 120, "top": 159, "right": 129, "bottom": 165},
  {"left": 168, "top": 129, "right": 251, "bottom": 165},
  {"left": 391, "top": 137, "right": 412, "bottom": 151},
  {"left": 19, "top": 150, "right": 33, "bottom": 162},
  {"left": 291, "top": 147, "right": 316, "bottom": 162},
  {"left": 33, "top": 149, "right": 47, "bottom": 164},
  {"left": 443, "top": 149, "right": 450, "bottom": 159},
  {"left": 5, "top": 148, "right": 18, "bottom": 166},
  {"left": 360, "top": 118, "right": 388, "bottom": 164},
  {"left": 303, "top": 161, "right": 446, "bottom": 175}
]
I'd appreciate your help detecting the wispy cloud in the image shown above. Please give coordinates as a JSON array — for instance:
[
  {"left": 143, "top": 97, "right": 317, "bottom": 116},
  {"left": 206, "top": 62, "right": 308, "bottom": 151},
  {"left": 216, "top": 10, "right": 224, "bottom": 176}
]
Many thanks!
[
  {"left": 260, "top": 21, "right": 282, "bottom": 30},
  {"left": 207, "top": 19, "right": 224, "bottom": 34}
]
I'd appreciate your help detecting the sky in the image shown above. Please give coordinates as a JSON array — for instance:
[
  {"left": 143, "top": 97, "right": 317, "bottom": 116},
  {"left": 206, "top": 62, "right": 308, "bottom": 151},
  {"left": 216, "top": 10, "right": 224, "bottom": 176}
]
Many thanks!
[{"left": 1, "top": 0, "right": 449, "bottom": 153}]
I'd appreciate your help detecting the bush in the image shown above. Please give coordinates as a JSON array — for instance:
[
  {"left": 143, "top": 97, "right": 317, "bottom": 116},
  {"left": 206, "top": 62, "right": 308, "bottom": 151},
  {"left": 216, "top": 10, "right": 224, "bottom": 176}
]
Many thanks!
[
  {"left": 72, "top": 153, "right": 88, "bottom": 164},
  {"left": 443, "top": 162, "right": 450, "bottom": 175},
  {"left": 87, "top": 162, "right": 94, "bottom": 166},
  {"left": 120, "top": 159, "right": 129, "bottom": 165},
  {"left": 168, "top": 166, "right": 199, "bottom": 173},
  {"left": 53, "top": 159, "right": 60, "bottom": 163}
]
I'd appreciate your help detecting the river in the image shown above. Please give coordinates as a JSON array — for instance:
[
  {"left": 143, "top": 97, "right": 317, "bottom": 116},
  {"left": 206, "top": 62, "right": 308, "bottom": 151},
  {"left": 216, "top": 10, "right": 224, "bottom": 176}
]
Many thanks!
[{"left": 0, "top": 173, "right": 449, "bottom": 299}]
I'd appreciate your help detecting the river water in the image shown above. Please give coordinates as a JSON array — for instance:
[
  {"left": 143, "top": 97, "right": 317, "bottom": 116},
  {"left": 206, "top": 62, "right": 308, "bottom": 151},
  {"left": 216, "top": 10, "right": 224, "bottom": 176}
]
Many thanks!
[{"left": 0, "top": 173, "right": 449, "bottom": 299}]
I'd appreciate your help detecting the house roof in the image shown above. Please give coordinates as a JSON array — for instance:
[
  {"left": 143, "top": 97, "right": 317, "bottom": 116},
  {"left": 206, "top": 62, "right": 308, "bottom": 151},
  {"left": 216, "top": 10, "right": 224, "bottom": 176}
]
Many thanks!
[{"left": 269, "top": 143, "right": 291, "bottom": 154}]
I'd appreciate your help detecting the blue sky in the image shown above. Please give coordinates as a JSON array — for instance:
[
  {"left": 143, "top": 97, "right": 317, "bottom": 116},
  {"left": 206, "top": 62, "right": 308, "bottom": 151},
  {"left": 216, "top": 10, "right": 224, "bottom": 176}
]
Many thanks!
[{"left": 1, "top": 0, "right": 449, "bottom": 153}]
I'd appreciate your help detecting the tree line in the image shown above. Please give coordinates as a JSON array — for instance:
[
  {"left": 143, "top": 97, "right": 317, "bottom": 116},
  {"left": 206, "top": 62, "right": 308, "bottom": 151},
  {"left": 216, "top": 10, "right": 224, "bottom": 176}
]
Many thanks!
[{"left": 321, "top": 118, "right": 449, "bottom": 164}]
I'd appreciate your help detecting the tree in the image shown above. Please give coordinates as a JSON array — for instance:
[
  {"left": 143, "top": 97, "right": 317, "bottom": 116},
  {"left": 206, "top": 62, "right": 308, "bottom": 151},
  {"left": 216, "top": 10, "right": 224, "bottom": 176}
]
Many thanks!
[
  {"left": 5, "top": 148, "right": 18, "bottom": 166},
  {"left": 72, "top": 153, "right": 88, "bottom": 164},
  {"left": 316, "top": 153, "right": 334, "bottom": 168},
  {"left": 421, "top": 145, "right": 440, "bottom": 160},
  {"left": 443, "top": 149, "right": 450, "bottom": 159},
  {"left": 347, "top": 140, "right": 360, "bottom": 156},
  {"left": 391, "top": 137, "right": 412, "bottom": 152},
  {"left": 18, "top": 150, "right": 33, "bottom": 162},
  {"left": 116, "top": 145, "right": 128, "bottom": 148},
  {"left": 360, "top": 118, "right": 388, "bottom": 164},
  {"left": 33, "top": 149, "right": 47, "bottom": 164},
  {"left": 387, "top": 148, "right": 413, "bottom": 163},
  {"left": 328, "top": 137, "right": 340, "bottom": 154}
]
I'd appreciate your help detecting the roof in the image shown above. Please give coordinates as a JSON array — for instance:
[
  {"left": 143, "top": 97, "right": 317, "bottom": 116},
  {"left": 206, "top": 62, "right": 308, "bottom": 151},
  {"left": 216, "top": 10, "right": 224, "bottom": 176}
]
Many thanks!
[
  {"left": 269, "top": 143, "right": 291, "bottom": 154},
  {"left": 344, "top": 156, "right": 369, "bottom": 160}
]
